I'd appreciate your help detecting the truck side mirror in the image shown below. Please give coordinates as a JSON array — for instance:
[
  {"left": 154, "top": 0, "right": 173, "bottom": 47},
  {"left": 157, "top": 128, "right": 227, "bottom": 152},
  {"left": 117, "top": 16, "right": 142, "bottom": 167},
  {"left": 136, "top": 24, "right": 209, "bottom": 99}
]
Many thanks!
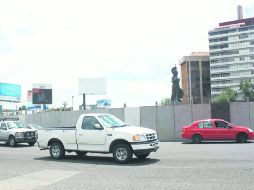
[{"left": 94, "top": 123, "right": 103, "bottom": 130}]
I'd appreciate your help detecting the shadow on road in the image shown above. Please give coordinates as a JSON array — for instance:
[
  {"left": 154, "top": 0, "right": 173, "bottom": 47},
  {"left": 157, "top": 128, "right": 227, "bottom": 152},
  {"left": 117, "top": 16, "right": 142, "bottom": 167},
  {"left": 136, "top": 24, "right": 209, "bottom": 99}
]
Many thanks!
[
  {"left": 34, "top": 154, "right": 160, "bottom": 166},
  {"left": 0, "top": 143, "right": 32, "bottom": 148},
  {"left": 182, "top": 141, "right": 254, "bottom": 144}
]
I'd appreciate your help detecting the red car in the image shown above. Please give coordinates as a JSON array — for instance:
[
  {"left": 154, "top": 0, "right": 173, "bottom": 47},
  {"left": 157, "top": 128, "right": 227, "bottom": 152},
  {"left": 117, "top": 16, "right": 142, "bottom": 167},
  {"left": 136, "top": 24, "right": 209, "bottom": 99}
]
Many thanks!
[{"left": 181, "top": 119, "right": 254, "bottom": 143}]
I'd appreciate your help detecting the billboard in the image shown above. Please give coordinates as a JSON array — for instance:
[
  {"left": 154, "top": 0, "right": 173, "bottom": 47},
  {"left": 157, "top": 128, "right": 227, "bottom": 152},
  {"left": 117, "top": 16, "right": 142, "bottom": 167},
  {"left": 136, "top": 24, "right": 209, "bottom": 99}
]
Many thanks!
[
  {"left": 97, "top": 99, "right": 111, "bottom": 108},
  {"left": 32, "top": 84, "right": 52, "bottom": 104},
  {"left": 27, "top": 90, "right": 32, "bottom": 101},
  {"left": 0, "top": 83, "right": 21, "bottom": 102},
  {"left": 79, "top": 78, "right": 106, "bottom": 95}
]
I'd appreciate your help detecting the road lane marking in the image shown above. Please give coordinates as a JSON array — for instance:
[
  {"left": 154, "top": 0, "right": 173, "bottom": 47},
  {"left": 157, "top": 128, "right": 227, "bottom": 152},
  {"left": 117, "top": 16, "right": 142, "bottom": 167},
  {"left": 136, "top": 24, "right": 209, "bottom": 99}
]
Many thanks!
[{"left": 0, "top": 170, "right": 81, "bottom": 190}]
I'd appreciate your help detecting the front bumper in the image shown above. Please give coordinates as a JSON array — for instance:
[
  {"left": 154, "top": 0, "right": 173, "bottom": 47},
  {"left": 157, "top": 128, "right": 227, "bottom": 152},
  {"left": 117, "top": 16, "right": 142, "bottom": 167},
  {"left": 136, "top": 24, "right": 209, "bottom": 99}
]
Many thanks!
[
  {"left": 130, "top": 140, "right": 159, "bottom": 154},
  {"left": 15, "top": 137, "right": 37, "bottom": 143},
  {"left": 248, "top": 132, "right": 254, "bottom": 140}
]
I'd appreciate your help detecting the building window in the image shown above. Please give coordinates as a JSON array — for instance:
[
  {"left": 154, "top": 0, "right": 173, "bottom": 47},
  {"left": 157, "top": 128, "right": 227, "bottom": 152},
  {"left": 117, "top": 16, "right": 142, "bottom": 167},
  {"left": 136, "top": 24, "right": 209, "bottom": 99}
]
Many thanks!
[
  {"left": 220, "top": 44, "right": 228, "bottom": 49},
  {"left": 209, "top": 32, "right": 219, "bottom": 36},
  {"left": 240, "top": 57, "right": 245, "bottom": 61},
  {"left": 239, "top": 33, "right": 248, "bottom": 39},
  {"left": 239, "top": 27, "right": 249, "bottom": 32}
]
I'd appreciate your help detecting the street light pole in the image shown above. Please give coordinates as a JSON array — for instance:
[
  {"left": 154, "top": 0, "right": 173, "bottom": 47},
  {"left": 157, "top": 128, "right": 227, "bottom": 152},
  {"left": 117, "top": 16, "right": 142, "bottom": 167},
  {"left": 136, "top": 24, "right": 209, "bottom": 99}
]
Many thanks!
[{"left": 72, "top": 96, "right": 74, "bottom": 111}]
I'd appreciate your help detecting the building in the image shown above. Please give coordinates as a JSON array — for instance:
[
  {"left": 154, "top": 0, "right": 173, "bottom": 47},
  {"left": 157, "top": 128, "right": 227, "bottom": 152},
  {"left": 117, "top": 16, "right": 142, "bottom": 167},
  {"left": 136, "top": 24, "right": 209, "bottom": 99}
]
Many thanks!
[
  {"left": 209, "top": 6, "right": 254, "bottom": 98},
  {"left": 180, "top": 52, "right": 211, "bottom": 104}
]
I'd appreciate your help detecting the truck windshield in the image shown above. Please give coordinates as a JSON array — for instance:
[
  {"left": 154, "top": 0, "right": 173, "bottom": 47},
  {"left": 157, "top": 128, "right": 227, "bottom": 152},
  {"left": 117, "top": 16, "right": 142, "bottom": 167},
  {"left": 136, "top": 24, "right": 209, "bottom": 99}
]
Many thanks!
[
  {"left": 7, "top": 122, "right": 26, "bottom": 129},
  {"left": 97, "top": 115, "right": 126, "bottom": 128}
]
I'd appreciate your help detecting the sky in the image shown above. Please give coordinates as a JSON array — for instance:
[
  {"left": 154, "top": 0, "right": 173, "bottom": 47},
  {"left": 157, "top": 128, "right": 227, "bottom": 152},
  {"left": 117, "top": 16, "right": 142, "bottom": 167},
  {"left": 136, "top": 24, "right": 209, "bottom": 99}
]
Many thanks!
[{"left": 0, "top": 0, "right": 254, "bottom": 109}]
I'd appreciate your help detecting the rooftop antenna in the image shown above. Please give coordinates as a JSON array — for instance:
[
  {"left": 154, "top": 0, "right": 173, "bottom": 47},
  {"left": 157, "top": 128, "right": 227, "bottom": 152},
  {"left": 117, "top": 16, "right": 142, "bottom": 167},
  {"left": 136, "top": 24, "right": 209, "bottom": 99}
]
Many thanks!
[{"left": 237, "top": 5, "right": 243, "bottom": 20}]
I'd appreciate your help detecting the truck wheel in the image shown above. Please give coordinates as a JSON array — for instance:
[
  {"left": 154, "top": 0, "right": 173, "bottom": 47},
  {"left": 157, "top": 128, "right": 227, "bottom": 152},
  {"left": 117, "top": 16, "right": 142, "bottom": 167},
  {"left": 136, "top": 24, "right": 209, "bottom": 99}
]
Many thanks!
[
  {"left": 236, "top": 133, "right": 247, "bottom": 143},
  {"left": 113, "top": 143, "right": 133, "bottom": 163},
  {"left": 135, "top": 153, "right": 150, "bottom": 159},
  {"left": 50, "top": 142, "right": 65, "bottom": 159},
  {"left": 28, "top": 142, "right": 36, "bottom": 146},
  {"left": 75, "top": 151, "right": 87, "bottom": 157},
  {"left": 8, "top": 136, "right": 16, "bottom": 147}
]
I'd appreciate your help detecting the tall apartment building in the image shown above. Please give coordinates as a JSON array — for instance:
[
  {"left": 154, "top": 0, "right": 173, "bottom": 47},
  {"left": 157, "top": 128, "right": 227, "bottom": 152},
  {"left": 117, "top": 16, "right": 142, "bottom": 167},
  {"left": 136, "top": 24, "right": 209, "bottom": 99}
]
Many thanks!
[
  {"left": 180, "top": 52, "right": 211, "bottom": 104},
  {"left": 209, "top": 6, "right": 254, "bottom": 98}
]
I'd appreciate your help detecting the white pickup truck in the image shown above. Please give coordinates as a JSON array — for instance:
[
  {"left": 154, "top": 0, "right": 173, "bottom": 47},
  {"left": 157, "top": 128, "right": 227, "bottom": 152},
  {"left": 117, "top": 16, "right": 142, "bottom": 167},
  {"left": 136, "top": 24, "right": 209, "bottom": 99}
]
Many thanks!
[
  {"left": 38, "top": 113, "right": 159, "bottom": 163},
  {"left": 0, "top": 118, "right": 38, "bottom": 147}
]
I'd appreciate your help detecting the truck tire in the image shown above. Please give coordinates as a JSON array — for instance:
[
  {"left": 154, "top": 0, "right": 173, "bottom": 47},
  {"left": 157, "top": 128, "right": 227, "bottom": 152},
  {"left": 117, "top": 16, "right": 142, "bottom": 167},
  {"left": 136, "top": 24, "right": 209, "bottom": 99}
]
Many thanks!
[
  {"left": 50, "top": 142, "right": 65, "bottom": 159},
  {"left": 28, "top": 142, "right": 36, "bottom": 146},
  {"left": 113, "top": 143, "right": 133, "bottom": 163},
  {"left": 75, "top": 151, "right": 87, "bottom": 157},
  {"left": 8, "top": 136, "right": 16, "bottom": 147},
  {"left": 134, "top": 153, "right": 150, "bottom": 159}
]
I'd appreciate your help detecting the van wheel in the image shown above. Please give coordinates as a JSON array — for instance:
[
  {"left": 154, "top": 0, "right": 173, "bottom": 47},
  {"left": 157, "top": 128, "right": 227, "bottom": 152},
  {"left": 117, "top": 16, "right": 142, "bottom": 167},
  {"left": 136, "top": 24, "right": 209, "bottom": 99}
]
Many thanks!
[
  {"left": 9, "top": 136, "right": 16, "bottom": 147},
  {"left": 192, "top": 134, "right": 202, "bottom": 144},
  {"left": 236, "top": 133, "right": 247, "bottom": 143},
  {"left": 113, "top": 143, "right": 133, "bottom": 163},
  {"left": 75, "top": 151, "right": 87, "bottom": 157},
  {"left": 50, "top": 142, "right": 65, "bottom": 159}
]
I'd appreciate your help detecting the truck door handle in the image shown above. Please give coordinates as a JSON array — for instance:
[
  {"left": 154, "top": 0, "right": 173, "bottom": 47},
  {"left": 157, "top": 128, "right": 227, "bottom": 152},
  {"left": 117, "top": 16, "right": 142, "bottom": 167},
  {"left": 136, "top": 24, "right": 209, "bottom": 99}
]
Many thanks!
[{"left": 78, "top": 134, "right": 84, "bottom": 136}]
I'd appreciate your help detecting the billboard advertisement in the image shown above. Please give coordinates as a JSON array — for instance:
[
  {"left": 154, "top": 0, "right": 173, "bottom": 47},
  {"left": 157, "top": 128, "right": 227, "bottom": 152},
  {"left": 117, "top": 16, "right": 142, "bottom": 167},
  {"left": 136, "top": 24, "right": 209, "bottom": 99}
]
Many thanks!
[
  {"left": 79, "top": 78, "right": 106, "bottom": 95},
  {"left": 32, "top": 84, "right": 52, "bottom": 104},
  {"left": 97, "top": 99, "right": 111, "bottom": 108},
  {"left": 0, "top": 83, "right": 21, "bottom": 102},
  {"left": 27, "top": 90, "right": 32, "bottom": 101}
]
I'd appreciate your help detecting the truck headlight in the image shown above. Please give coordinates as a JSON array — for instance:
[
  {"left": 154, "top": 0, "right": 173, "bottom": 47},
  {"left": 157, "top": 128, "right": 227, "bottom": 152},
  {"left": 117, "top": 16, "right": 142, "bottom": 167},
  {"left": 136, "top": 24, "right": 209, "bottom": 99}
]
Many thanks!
[
  {"left": 35, "top": 131, "right": 38, "bottom": 138},
  {"left": 133, "top": 134, "right": 147, "bottom": 141},
  {"left": 15, "top": 132, "right": 24, "bottom": 138},
  {"left": 248, "top": 129, "right": 253, "bottom": 132}
]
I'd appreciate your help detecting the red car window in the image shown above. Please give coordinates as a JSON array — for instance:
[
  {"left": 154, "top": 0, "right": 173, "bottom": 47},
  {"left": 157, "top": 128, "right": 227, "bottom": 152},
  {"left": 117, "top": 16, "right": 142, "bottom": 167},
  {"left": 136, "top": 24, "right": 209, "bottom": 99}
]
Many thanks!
[{"left": 198, "top": 121, "right": 213, "bottom": 129}]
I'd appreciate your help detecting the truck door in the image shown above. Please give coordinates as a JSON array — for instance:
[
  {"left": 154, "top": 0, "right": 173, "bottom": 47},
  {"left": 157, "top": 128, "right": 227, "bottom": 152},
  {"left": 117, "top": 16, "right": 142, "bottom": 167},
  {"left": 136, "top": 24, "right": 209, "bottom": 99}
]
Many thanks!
[{"left": 77, "top": 116, "right": 106, "bottom": 151}]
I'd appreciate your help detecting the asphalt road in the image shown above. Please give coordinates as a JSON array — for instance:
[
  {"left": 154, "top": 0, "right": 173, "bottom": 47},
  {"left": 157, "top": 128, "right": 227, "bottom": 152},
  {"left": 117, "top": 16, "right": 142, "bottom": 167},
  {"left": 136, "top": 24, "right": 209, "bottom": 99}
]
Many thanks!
[{"left": 0, "top": 141, "right": 254, "bottom": 190}]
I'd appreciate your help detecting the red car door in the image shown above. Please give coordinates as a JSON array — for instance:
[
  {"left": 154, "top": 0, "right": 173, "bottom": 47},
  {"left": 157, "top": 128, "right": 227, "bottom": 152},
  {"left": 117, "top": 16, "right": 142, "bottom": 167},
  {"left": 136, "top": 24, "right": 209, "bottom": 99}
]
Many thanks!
[
  {"left": 196, "top": 121, "right": 216, "bottom": 140},
  {"left": 213, "top": 120, "right": 234, "bottom": 139}
]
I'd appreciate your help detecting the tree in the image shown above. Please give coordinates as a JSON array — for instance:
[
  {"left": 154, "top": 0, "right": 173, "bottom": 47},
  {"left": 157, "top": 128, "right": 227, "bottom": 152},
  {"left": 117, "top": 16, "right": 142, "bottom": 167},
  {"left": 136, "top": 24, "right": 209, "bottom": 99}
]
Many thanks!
[
  {"left": 215, "top": 87, "right": 237, "bottom": 103},
  {"left": 161, "top": 98, "right": 171, "bottom": 106},
  {"left": 240, "top": 80, "right": 254, "bottom": 101}
]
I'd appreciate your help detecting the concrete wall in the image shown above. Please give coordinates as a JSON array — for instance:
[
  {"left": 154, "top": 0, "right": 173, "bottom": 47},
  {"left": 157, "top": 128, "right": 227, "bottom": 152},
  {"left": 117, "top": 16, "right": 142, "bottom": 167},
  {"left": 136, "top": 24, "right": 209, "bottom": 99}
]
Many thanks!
[
  {"left": 109, "top": 108, "right": 124, "bottom": 121},
  {"left": 192, "top": 104, "right": 211, "bottom": 121},
  {"left": 230, "top": 102, "right": 250, "bottom": 127},
  {"left": 140, "top": 106, "right": 157, "bottom": 131},
  {"left": 3, "top": 102, "right": 253, "bottom": 141},
  {"left": 124, "top": 107, "right": 140, "bottom": 126},
  {"left": 174, "top": 104, "right": 192, "bottom": 141},
  {"left": 156, "top": 106, "right": 174, "bottom": 141},
  {"left": 250, "top": 102, "right": 254, "bottom": 130},
  {"left": 230, "top": 102, "right": 254, "bottom": 130}
]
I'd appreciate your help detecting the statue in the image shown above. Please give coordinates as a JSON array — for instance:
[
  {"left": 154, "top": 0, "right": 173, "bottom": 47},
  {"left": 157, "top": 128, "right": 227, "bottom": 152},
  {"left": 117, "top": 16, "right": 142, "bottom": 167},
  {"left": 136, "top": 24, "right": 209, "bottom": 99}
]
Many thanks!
[{"left": 171, "top": 66, "right": 183, "bottom": 104}]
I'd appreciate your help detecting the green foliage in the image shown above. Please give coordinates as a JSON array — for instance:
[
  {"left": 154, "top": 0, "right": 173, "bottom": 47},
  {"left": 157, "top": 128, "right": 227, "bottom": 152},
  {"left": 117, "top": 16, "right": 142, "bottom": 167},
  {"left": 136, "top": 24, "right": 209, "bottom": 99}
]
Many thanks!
[
  {"left": 178, "top": 89, "right": 184, "bottom": 101},
  {"left": 161, "top": 98, "right": 171, "bottom": 106},
  {"left": 215, "top": 87, "right": 237, "bottom": 103},
  {"left": 240, "top": 80, "right": 254, "bottom": 101}
]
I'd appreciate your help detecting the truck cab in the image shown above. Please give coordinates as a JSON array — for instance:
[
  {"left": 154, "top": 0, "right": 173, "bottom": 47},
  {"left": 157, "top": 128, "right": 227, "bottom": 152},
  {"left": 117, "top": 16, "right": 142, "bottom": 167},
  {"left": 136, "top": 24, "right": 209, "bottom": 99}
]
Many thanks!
[{"left": 38, "top": 113, "right": 159, "bottom": 163}]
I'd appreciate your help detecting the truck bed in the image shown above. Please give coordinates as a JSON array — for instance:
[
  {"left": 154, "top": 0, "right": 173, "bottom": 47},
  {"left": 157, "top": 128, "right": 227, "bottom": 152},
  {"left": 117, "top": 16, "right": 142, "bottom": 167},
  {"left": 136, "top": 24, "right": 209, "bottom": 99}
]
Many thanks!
[{"left": 38, "top": 127, "right": 78, "bottom": 150}]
